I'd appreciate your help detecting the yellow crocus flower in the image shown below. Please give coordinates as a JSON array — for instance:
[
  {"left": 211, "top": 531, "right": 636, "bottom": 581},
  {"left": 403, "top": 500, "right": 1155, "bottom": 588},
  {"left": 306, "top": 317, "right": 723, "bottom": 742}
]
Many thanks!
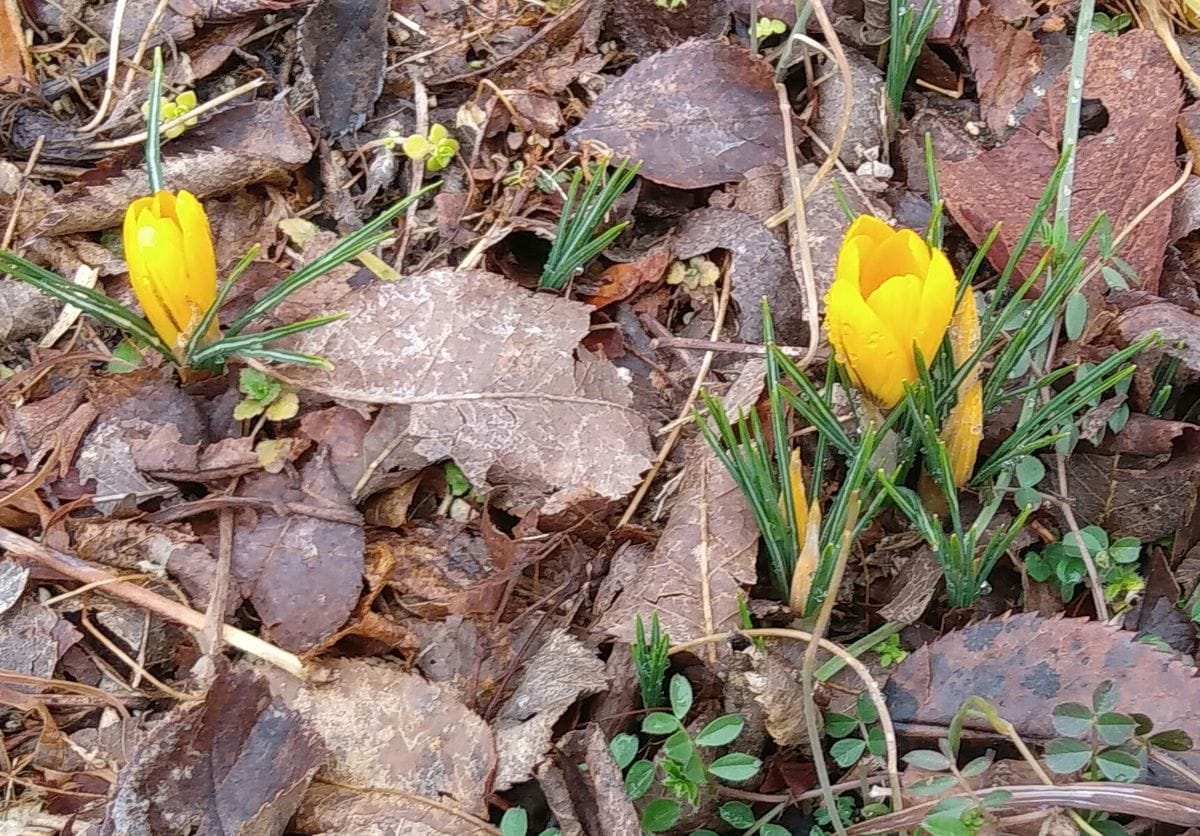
[
  {"left": 824, "top": 215, "right": 958, "bottom": 408},
  {"left": 122, "top": 189, "right": 218, "bottom": 354}
]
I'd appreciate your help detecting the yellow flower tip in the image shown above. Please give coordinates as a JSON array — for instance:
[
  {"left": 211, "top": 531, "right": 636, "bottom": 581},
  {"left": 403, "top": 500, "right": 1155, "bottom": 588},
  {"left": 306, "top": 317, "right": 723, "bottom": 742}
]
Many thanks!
[
  {"left": 823, "top": 216, "right": 959, "bottom": 409},
  {"left": 122, "top": 189, "right": 219, "bottom": 355},
  {"left": 943, "top": 380, "right": 984, "bottom": 488}
]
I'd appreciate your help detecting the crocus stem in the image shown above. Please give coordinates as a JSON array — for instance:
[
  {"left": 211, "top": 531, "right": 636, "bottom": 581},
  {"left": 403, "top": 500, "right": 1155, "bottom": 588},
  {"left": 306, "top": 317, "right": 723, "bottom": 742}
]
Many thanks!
[{"left": 146, "top": 47, "right": 165, "bottom": 193}]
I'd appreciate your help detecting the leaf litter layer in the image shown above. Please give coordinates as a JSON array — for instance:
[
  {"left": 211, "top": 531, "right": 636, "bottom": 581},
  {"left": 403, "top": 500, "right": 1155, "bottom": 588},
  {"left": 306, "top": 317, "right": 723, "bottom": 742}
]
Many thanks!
[{"left": 1, "top": 0, "right": 1200, "bottom": 833}]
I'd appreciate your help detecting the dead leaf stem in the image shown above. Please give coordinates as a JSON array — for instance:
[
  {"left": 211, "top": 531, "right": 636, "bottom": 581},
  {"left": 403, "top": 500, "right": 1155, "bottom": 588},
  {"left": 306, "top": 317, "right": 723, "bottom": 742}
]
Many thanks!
[
  {"left": 618, "top": 255, "right": 733, "bottom": 527},
  {"left": 77, "top": 0, "right": 127, "bottom": 132},
  {"left": 766, "top": 0, "right": 852, "bottom": 229},
  {"left": 0, "top": 526, "right": 308, "bottom": 679}
]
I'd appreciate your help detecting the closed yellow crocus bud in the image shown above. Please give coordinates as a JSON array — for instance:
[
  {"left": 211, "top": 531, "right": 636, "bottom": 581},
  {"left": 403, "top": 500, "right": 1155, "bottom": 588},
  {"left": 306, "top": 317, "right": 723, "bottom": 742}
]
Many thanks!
[
  {"left": 123, "top": 189, "right": 218, "bottom": 354},
  {"left": 824, "top": 215, "right": 958, "bottom": 408},
  {"left": 941, "top": 287, "right": 983, "bottom": 487}
]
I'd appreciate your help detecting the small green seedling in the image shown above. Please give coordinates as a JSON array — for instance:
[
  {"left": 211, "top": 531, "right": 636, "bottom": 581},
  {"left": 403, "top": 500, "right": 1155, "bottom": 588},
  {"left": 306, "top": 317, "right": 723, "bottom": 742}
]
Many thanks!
[
  {"left": 613, "top": 674, "right": 761, "bottom": 833},
  {"left": 826, "top": 692, "right": 886, "bottom": 767},
  {"left": 1024, "top": 527, "right": 1142, "bottom": 609},
  {"left": 631, "top": 613, "right": 671, "bottom": 709},
  {"left": 873, "top": 633, "right": 908, "bottom": 668},
  {"left": 234, "top": 368, "right": 299, "bottom": 422},
  {"left": 1092, "top": 11, "right": 1132, "bottom": 34},
  {"left": 1044, "top": 680, "right": 1192, "bottom": 782},
  {"left": 905, "top": 741, "right": 1008, "bottom": 835},
  {"left": 401, "top": 123, "right": 459, "bottom": 172},
  {"left": 755, "top": 17, "right": 787, "bottom": 39},
  {"left": 499, "top": 806, "right": 561, "bottom": 836}
]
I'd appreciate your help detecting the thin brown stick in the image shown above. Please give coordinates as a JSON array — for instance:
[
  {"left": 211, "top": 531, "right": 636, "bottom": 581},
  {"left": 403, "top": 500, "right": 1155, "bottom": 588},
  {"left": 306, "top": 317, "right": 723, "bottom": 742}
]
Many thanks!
[
  {"left": 777, "top": 82, "right": 821, "bottom": 369},
  {"left": 766, "top": 0, "right": 853, "bottom": 229},
  {"left": 78, "top": 0, "right": 128, "bottom": 132},
  {"left": 0, "top": 527, "right": 307, "bottom": 679},
  {"left": 618, "top": 260, "right": 735, "bottom": 527},
  {"left": 1, "top": 136, "right": 44, "bottom": 251}
]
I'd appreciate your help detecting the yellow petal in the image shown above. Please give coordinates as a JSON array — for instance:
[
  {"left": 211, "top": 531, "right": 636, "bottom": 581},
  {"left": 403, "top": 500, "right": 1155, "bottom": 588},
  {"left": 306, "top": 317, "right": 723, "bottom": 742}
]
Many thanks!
[
  {"left": 825, "top": 278, "right": 910, "bottom": 407},
  {"left": 784, "top": 448, "right": 808, "bottom": 550},
  {"left": 942, "top": 380, "right": 983, "bottom": 487},
  {"left": 864, "top": 273, "right": 923, "bottom": 367},
  {"left": 834, "top": 234, "right": 869, "bottom": 292},
  {"left": 913, "top": 247, "right": 957, "bottom": 364},
  {"left": 135, "top": 217, "right": 189, "bottom": 345},
  {"left": 844, "top": 215, "right": 893, "bottom": 247},
  {"left": 175, "top": 190, "right": 218, "bottom": 326},
  {"left": 860, "top": 229, "right": 931, "bottom": 296}
]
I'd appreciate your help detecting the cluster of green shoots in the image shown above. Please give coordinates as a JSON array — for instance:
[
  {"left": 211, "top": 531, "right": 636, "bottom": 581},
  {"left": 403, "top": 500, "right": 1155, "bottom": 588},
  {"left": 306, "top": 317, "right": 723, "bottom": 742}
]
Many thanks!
[{"left": 698, "top": 136, "right": 1151, "bottom": 613}]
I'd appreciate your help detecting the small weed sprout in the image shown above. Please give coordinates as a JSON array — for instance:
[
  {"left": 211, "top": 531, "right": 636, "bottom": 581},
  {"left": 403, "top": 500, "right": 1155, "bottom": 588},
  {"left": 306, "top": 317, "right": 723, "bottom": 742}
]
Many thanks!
[
  {"left": 234, "top": 368, "right": 299, "bottom": 422},
  {"left": 631, "top": 613, "right": 671, "bottom": 709},
  {"left": 613, "top": 673, "right": 762, "bottom": 833},
  {"left": 825, "top": 692, "right": 887, "bottom": 767},
  {"left": 1025, "top": 527, "right": 1143, "bottom": 610},
  {"left": 498, "top": 806, "right": 561, "bottom": 836}
]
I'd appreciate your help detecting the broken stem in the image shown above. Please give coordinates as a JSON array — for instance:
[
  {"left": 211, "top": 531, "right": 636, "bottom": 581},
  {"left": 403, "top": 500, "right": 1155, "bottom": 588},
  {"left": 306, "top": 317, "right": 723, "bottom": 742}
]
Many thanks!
[{"left": 0, "top": 527, "right": 307, "bottom": 680}]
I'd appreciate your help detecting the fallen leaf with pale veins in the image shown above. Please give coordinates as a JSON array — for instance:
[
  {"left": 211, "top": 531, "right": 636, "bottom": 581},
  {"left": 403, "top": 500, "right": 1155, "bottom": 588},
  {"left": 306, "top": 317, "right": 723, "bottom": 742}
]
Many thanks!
[
  {"left": 493, "top": 629, "right": 607, "bottom": 790},
  {"left": 963, "top": 7, "right": 1043, "bottom": 136},
  {"left": 593, "top": 435, "right": 758, "bottom": 654},
  {"left": 272, "top": 269, "right": 654, "bottom": 514},
  {"left": 569, "top": 39, "right": 788, "bottom": 189},
  {"left": 101, "top": 667, "right": 325, "bottom": 836},
  {"left": 269, "top": 657, "right": 497, "bottom": 834}
]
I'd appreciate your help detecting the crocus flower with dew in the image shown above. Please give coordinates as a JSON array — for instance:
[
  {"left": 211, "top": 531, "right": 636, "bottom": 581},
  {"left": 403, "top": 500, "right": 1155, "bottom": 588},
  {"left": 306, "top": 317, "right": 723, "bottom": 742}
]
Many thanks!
[
  {"left": 123, "top": 189, "right": 219, "bottom": 356},
  {"left": 823, "top": 215, "right": 958, "bottom": 408}
]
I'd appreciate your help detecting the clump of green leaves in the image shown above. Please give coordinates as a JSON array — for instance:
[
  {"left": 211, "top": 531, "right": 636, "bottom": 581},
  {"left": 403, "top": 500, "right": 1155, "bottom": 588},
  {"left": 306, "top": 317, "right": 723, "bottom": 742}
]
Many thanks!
[
  {"left": 611, "top": 674, "right": 761, "bottom": 833},
  {"left": 234, "top": 368, "right": 299, "bottom": 422},
  {"left": 1092, "top": 10, "right": 1132, "bottom": 34},
  {"left": 400, "top": 123, "right": 459, "bottom": 172},
  {"left": 539, "top": 159, "right": 641, "bottom": 292},
  {"left": 873, "top": 632, "right": 907, "bottom": 668},
  {"left": 885, "top": 0, "right": 939, "bottom": 131},
  {"left": 826, "top": 692, "right": 887, "bottom": 768},
  {"left": 632, "top": 613, "right": 671, "bottom": 709},
  {"left": 1044, "top": 680, "right": 1192, "bottom": 782},
  {"left": 1024, "top": 527, "right": 1143, "bottom": 609}
]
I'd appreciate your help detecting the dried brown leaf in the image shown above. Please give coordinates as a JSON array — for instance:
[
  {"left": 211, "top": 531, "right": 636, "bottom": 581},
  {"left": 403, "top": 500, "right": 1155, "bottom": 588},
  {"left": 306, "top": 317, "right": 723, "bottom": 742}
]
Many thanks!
[
  {"left": 884, "top": 613, "right": 1200, "bottom": 786},
  {"left": 493, "top": 629, "right": 607, "bottom": 790},
  {"left": 231, "top": 448, "right": 364, "bottom": 653},
  {"left": 593, "top": 436, "right": 758, "bottom": 651},
  {"left": 272, "top": 269, "right": 653, "bottom": 513},
  {"left": 569, "top": 39, "right": 787, "bottom": 189},
  {"left": 1065, "top": 450, "right": 1199, "bottom": 542},
  {"left": 33, "top": 101, "right": 314, "bottom": 238},
  {"left": 102, "top": 667, "right": 325, "bottom": 836},
  {"left": 942, "top": 31, "right": 1182, "bottom": 295},
  {"left": 606, "top": 0, "right": 730, "bottom": 57},
  {"left": 0, "top": 598, "right": 77, "bottom": 684},
  {"left": 269, "top": 657, "right": 497, "bottom": 834},
  {"left": 298, "top": 0, "right": 388, "bottom": 137},
  {"left": 963, "top": 8, "right": 1043, "bottom": 136}
]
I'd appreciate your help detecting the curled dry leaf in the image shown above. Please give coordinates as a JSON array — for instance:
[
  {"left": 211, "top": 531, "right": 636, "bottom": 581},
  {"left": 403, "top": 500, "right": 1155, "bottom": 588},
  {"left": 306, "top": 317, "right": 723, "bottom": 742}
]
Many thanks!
[
  {"left": 884, "top": 612, "right": 1200, "bottom": 786},
  {"left": 539, "top": 725, "right": 643, "bottom": 836},
  {"left": 493, "top": 629, "right": 607, "bottom": 791},
  {"left": 0, "top": 598, "right": 78, "bottom": 684},
  {"left": 963, "top": 7, "right": 1044, "bottom": 136},
  {"left": 274, "top": 269, "right": 654, "bottom": 514},
  {"left": 673, "top": 207, "right": 803, "bottom": 344},
  {"left": 569, "top": 39, "right": 788, "bottom": 189},
  {"left": 268, "top": 657, "right": 496, "bottom": 834},
  {"left": 101, "top": 667, "right": 325, "bottom": 836},
  {"left": 593, "top": 435, "right": 758, "bottom": 652}
]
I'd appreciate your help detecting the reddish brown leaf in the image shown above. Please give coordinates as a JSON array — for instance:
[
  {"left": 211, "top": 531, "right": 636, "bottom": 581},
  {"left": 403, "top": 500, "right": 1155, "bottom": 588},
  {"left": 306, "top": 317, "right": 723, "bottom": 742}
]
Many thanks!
[
  {"left": 884, "top": 613, "right": 1200, "bottom": 786},
  {"left": 1114, "top": 296, "right": 1200, "bottom": 374},
  {"left": 101, "top": 667, "right": 325, "bottom": 836},
  {"left": 569, "top": 39, "right": 788, "bottom": 189},
  {"left": 1065, "top": 449, "right": 1199, "bottom": 542},
  {"left": 606, "top": 0, "right": 730, "bottom": 57},
  {"left": 963, "top": 8, "right": 1043, "bottom": 136},
  {"left": 579, "top": 244, "right": 672, "bottom": 309},
  {"left": 942, "top": 31, "right": 1182, "bottom": 296},
  {"left": 232, "top": 448, "right": 364, "bottom": 653}
]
